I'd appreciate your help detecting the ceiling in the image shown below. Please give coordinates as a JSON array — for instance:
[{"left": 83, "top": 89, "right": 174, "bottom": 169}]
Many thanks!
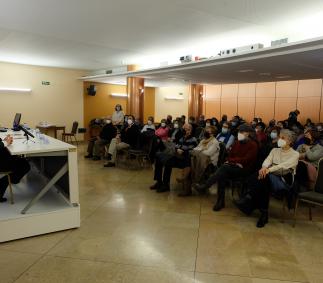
[
  {"left": 1, "top": 0, "right": 323, "bottom": 70},
  {"left": 82, "top": 38, "right": 323, "bottom": 86}
]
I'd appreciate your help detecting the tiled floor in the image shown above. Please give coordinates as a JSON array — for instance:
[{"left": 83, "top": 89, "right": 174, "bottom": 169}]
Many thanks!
[{"left": 1, "top": 145, "right": 323, "bottom": 283}]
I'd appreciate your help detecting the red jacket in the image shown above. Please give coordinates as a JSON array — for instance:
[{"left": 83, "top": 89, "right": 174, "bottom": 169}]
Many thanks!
[{"left": 227, "top": 139, "right": 258, "bottom": 171}]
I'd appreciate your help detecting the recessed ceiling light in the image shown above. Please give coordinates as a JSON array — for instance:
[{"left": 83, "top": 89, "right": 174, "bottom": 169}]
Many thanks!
[
  {"left": 259, "top": 72, "right": 271, "bottom": 76},
  {"left": 237, "top": 69, "right": 254, "bottom": 73},
  {"left": 275, "top": 75, "right": 292, "bottom": 79}
]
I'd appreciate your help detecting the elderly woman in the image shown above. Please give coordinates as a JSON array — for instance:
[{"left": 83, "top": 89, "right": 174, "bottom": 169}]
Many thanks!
[
  {"left": 235, "top": 129, "right": 299, "bottom": 228},
  {"left": 296, "top": 129, "right": 323, "bottom": 187},
  {"left": 155, "top": 119, "right": 169, "bottom": 141},
  {"left": 141, "top": 116, "right": 155, "bottom": 133},
  {"left": 112, "top": 104, "right": 125, "bottom": 126},
  {"left": 216, "top": 121, "right": 235, "bottom": 150}
]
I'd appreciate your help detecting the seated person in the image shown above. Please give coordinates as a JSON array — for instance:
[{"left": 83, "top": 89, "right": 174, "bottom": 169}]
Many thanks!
[
  {"left": 155, "top": 119, "right": 169, "bottom": 141},
  {"left": 141, "top": 116, "right": 155, "bottom": 133},
  {"left": 168, "top": 120, "right": 183, "bottom": 143},
  {"left": 259, "top": 126, "right": 280, "bottom": 162},
  {"left": 85, "top": 116, "right": 117, "bottom": 160},
  {"left": 216, "top": 121, "right": 235, "bottom": 150},
  {"left": 188, "top": 116, "right": 198, "bottom": 136},
  {"left": 150, "top": 124, "right": 197, "bottom": 193},
  {"left": 235, "top": 129, "right": 299, "bottom": 228},
  {"left": 198, "top": 115, "right": 206, "bottom": 128},
  {"left": 0, "top": 135, "right": 30, "bottom": 202},
  {"left": 166, "top": 115, "right": 173, "bottom": 127},
  {"left": 104, "top": 115, "right": 140, "bottom": 167},
  {"left": 194, "top": 124, "right": 258, "bottom": 211},
  {"left": 296, "top": 129, "right": 323, "bottom": 187},
  {"left": 190, "top": 126, "right": 220, "bottom": 186},
  {"left": 255, "top": 122, "right": 267, "bottom": 147}
]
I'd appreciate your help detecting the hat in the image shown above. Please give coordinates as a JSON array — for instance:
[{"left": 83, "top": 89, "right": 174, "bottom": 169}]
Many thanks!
[{"left": 238, "top": 123, "right": 255, "bottom": 133}]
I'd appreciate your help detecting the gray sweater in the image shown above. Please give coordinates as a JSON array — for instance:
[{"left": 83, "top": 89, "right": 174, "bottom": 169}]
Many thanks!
[{"left": 297, "top": 143, "right": 323, "bottom": 168}]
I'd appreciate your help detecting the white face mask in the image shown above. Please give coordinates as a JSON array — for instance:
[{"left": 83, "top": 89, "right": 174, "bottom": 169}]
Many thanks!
[
  {"left": 106, "top": 119, "right": 111, "bottom": 124},
  {"left": 161, "top": 123, "right": 166, "bottom": 127},
  {"left": 205, "top": 123, "right": 211, "bottom": 127},
  {"left": 270, "top": 132, "right": 278, "bottom": 139},
  {"left": 238, "top": 133, "right": 246, "bottom": 141},
  {"left": 127, "top": 119, "right": 133, "bottom": 125},
  {"left": 222, "top": 128, "right": 228, "bottom": 134},
  {"left": 277, "top": 138, "right": 287, "bottom": 148},
  {"left": 147, "top": 120, "right": 152, "bottom": 125},
  {"left": 174, "top": 124, "right": 179, "bottom": 129}
]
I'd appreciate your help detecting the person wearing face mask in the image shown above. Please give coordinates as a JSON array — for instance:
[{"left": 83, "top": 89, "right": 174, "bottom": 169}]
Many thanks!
[
  {"left": 168, "top": 120, "right": 183, "bottom": 143},
  {"left": 216, "top": 122, "right": 235, "bottom": 150},
  {"left": 112, "top": 104, "right": 125, "bottom": 127},
  {"left": 141, "top": 116, "right": 155, "bottom": 133},
  {"left": 219, "top": 114, "right": 228, "bottom": 129},
  {"left": 104, "top": 115, "right": 140, "bottom": 167},
  {"left": 155, "top": 119, "right": 169, "bottom": 141},
  {"left": 85, "top": 116, "right": 117, "bottom": 160},
  {"left": 198, "top": 115, "right": 206, "bottom": 128},
  {"left": 296, "top": 129, "right": 323, "bottom": 187},
  {"left": 166, "top": 115, "right": 173, "bottom": 127},
  {"left": 194, "top": 124, "right": 258, "bottom": 211},
  {"left": 151, "top": 124, "right": 198, "bottom": 193},
  {"left": 188, "top": 126, "right": 220, "bottom": 195},
  {"left": 255, "top": 122, "right": 267, "bottom": 147},
  {"left": 235, "top": 129, "right": 299, "bottom": 228}
]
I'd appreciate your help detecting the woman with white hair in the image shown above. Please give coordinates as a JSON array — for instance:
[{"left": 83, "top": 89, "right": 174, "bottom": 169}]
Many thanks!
[{"left": 235, "top": 129, "right": 299, "bottom": 228}]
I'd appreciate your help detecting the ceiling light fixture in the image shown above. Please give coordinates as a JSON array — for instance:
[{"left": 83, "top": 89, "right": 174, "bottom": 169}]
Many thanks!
[
  {"left": 165, "top": 96, "right": 184, "bottom": 100},
  {"left": 237, "top": 69, "right": 254, "bottom": 73},
  {"left": 275, "top": 75, "right": 292, "bottom": 79},
  {"left": 111, "top": 93, "right": 127, "bottom": 97},
  {"left": 0, "top": 87, "right": 31, "bottom": 92}
]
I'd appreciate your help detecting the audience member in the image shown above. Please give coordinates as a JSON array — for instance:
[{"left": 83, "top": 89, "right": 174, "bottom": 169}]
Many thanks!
[
  {"left": 194, "top": 124, "right": 258, "bottom": 211},
  {"left": 216, "top": 121, "right": 235, "bottom": 149},
  {"left": 155, "top": 119, "right": 169, "bottom": 141},
  {"left": 104, "top": 115, "right": 140, "bottom": 167},
  {"left": 141, "top": 116, "right": 155, "bottom": 133},
  {"left": 85, "top": 116, "right": 117, "bottom": 160},
  {"left": 150, "top": 124, "right": 197, "bottom": 193},
  {"left": 235, "top": 129, "right": 299, "bottom": 228}
]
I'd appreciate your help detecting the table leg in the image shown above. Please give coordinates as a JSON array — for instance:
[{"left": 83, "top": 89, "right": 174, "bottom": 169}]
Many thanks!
[{"left": 21, "top": 163, "right": 68, "bottom": 214}]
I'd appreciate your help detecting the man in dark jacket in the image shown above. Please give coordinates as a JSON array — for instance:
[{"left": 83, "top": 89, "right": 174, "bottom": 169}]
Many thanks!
[
  {"left": 0, "top": 135, "right": 30, "bottom": 202},
  {"left": 85, "top": 116, "right": 117, "bottom": 160},
  {"left": 194, "top": 124, "right": 258, "bottom": 211},
  {"left": 104, "top": 115, "right": 140, "bottom": 167}
]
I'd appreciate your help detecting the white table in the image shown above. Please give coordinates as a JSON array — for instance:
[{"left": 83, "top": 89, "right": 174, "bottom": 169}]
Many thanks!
[{"left": 0, "top": 131, "right": 80, "bottom": 242}]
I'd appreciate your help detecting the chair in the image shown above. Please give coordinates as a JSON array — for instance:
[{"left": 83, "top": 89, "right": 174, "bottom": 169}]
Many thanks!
[
  {"left": 62, "top": 121, "right": 78, "bottom": 145},
  {"left": 293, "top": 158, "right": 323, "bottom": 226},
  {"left": 0, "top": 172, "right": 14, "bottom": 204}
]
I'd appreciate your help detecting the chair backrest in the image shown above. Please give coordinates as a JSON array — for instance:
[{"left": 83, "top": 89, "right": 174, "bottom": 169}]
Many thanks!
[
  {"left": 314, "top": 158, "right": 323, "bottom": 194},
  {"left": 71, "top": 121, "right": 78, "bottom": 134}
]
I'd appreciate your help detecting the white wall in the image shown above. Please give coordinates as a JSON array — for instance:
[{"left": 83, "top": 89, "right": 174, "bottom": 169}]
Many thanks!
[
  {"left": 154, "top": 85, "right": 189, "bottom": 121},
  {"left": 0, "top": 62, "right": 85, "bottom": 136}
]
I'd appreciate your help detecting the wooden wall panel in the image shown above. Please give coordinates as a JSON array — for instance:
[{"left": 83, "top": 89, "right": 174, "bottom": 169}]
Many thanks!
[
  {"left": 255, "top": 82, "right": 276, "bottom": 98},
  {"left": 238, "top": 83, "right": 256, "bottom": 121},
  {"left": 143, "top": 87, "right": 155, "bottom": 122},
  {"left": 221, "top": 84, "right": 238, "bottom": 118},
  {"left": 297, "top": 97, "right": 321, "bottom": 123},
  {"left": 255, "top": 98, "right": 275, "bottom": 122},
  {"left": 297, "top": 79, "right": 322, "bottom": 123},
  {"left": 276, "top": 80, "right": 298, "bottom": 99},
  {"left": 275, "top": 98, "right": 297, "bottom": 122},
  {"left": 204, "top": 84, "right": 221, "bottom": 118}
]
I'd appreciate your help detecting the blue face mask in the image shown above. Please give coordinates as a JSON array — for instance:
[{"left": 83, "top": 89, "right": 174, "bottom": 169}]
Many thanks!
[
  {"left": 232, "top": 122, "right": 237, "bottom": 127},
  {"left": 270, "top": 132, "right": 278, "bottom": 140},
  {"left": 222, "top": 128, "right": 228, "bottom": 134}
]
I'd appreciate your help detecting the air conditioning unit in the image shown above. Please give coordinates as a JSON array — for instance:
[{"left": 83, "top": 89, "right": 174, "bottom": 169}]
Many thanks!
[{"left": 218, "top": 43, "right": 264, "bottom": 56}]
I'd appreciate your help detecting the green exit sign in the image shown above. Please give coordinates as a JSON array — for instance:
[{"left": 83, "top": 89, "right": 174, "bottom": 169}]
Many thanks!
[{"left": 42, "top": 81, "right": 50, "bottom": 85}]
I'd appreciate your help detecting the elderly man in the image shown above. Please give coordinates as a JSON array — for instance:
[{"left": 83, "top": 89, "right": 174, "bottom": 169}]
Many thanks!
[
  {"left": 85, "top": 116, "right": 117, "bottom": 160},
  {"left": 150, "top": 123, "right": 198, "bottom": 193},
  {"left": 194, "top": 124, "right": 259, "bottom": 211},
  {"left": 0, "top": 135, "right": 30, "bottom": 202}
]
